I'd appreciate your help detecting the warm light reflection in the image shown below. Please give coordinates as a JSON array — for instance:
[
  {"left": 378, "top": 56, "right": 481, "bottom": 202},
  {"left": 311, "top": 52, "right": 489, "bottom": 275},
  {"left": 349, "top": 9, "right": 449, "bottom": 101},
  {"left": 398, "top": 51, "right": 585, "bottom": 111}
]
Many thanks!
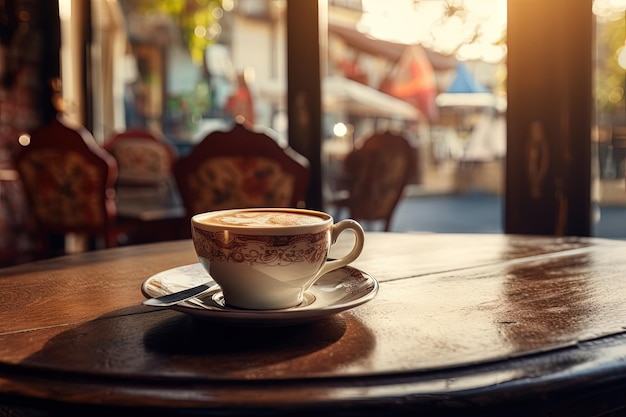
[
  {"left": 212, "top": 7, "right": 224, "bottom": 19},
  {"left": 618, "top": 45, "right": 626, "bottom": 69},
  {"left": 194, "top": 25, "right": 207, "bottom": 38},
  {"left": 594, "top": 0, "right": 626, "bottom": 77},
  {"left": 18, "top": 134, "right": 31, "bottom": 146},
  {"left": 333, "top": 122, "right": 348, "bottom": 138},
  {"left": 58, "top": 0, "right": 71, "bottom": 21},
  {"left": 608, "top": 86, "right": 624, "bottom": 104},
  {"left": 222, "top": 0, "right": 235, "bottom": 12},
  {"left": 594, "top": 0, "right": 626, "bottom": 18},
  {"left": 208, "top": 23, "right": 222, "bottom": 38},
  {"left": 358, "top": 0, "right": 507, "bottom": 63}
]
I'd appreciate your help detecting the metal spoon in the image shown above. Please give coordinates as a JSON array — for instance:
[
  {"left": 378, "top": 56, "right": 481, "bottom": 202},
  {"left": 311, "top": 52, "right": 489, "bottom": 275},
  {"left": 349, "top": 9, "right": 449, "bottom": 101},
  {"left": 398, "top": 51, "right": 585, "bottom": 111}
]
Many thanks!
[{"left": 142, "top": 283, "right": 216, "bottom": 307}]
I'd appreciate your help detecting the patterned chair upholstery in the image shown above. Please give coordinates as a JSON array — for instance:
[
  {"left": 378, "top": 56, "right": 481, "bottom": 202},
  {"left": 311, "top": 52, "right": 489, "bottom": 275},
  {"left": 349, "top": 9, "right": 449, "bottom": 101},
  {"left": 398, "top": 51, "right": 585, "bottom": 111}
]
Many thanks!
[
  {"left": 104, "top": 128, "right": 176, "bottom": 186},
  {"left": 15, "top": 117, "right": 119, "bottom": 258},
  {"left": 173, "top": 120, "right": 310, "bottom": 220}
]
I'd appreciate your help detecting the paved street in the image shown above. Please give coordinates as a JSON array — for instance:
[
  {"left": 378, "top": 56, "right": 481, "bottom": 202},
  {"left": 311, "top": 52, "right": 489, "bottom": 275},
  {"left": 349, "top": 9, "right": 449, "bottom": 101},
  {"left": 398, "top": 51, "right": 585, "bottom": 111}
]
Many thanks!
[
  {"left": 358, "top": 192, "right": 626, "bottom": 240},
  {"left": 391, "top": 192, "right": 503, "bottom": 234}
]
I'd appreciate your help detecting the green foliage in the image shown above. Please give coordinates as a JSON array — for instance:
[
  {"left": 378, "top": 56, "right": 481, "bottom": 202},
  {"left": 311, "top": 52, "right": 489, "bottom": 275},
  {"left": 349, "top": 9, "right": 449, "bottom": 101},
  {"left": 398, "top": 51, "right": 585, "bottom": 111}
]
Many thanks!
[
  {"left": 132, "top": 0, "right": 223, "bottom": 64},
  {"left": 596, "top": 17, "right": 626, "bottom": 113}
]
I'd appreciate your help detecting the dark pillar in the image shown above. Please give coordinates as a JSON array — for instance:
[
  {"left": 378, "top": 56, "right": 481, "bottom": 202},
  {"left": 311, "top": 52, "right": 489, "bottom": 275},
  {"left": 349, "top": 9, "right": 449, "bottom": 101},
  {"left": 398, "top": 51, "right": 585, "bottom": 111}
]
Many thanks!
[
  {"left": 287, "top": 0, "right": 323, "bottom": 210},
  {"left": 506, "top": 0, "right": 592, "bottom": 236}
]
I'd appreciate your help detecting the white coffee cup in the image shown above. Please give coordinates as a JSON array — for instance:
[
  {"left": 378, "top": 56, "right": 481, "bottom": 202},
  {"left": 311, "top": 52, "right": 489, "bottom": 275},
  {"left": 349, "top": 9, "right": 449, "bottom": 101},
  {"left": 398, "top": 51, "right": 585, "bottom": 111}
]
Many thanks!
[{"left": 191, "top": 208, "right": 365, "bottom": 310}]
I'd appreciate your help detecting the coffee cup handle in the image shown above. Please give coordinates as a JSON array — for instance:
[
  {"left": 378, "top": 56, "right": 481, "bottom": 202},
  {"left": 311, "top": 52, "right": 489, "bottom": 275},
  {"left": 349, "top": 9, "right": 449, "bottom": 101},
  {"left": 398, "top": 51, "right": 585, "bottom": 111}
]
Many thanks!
[{"left": 304, "top": 219, "right": 365, "bottom": 290}]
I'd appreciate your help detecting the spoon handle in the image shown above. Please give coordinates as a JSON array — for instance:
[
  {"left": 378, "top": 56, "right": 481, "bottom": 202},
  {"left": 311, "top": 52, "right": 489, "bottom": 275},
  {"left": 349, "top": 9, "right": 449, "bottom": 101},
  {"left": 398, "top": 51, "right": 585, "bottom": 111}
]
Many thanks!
[{"left": 143, "top": 282, "right": 216, "bottom": 307}]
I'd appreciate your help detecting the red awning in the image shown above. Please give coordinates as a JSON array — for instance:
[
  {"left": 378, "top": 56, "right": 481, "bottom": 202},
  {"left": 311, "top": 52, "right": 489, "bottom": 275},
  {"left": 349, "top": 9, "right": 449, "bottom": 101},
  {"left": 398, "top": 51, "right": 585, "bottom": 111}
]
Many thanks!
[{"left": 328, "top": 21, "right": 457, "bottom": 71}]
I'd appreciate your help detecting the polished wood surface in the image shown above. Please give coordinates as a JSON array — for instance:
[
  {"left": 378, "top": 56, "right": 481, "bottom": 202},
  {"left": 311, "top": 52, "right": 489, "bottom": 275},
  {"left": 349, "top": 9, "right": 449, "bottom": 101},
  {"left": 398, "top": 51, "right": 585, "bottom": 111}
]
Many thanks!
[{"left": 1, "top": 233, "right": 626, "bottom": 416}]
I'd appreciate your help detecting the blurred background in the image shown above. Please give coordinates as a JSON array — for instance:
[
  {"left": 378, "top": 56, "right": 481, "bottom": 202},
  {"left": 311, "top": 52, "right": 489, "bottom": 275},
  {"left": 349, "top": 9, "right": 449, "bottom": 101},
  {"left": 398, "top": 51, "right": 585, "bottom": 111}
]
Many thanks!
[{"left": 1, "top": 0, "right": 625, "bottom": 266}]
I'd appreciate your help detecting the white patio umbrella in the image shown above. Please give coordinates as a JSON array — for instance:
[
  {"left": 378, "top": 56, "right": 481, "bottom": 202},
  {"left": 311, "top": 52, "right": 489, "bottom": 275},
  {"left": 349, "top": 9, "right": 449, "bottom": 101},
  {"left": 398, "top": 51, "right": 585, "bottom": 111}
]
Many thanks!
[
  {"left": 256, "top": 76, "right": 421, "bottom": 121},
  {"left": 435, "top": 92, "right": 507, "bottom": 112}
]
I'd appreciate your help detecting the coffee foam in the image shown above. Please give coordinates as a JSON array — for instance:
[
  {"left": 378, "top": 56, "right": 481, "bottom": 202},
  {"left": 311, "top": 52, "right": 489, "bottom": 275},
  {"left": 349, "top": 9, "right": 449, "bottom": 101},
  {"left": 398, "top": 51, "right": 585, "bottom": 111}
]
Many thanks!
[{"left": 202, "top": 211, "right": 326, "bottom": 227}]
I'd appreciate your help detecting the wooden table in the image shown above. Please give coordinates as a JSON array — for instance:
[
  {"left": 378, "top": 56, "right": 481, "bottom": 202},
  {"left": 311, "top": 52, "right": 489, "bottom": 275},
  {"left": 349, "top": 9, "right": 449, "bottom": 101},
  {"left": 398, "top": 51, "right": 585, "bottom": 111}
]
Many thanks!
[{"left": 1, "top": 233, "right": 626, "bottom": 416}]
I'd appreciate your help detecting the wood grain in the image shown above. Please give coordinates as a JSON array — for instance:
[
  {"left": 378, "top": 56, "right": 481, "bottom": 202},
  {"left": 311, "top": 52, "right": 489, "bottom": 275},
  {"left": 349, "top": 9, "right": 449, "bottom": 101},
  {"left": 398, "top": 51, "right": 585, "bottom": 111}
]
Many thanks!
[{"left": 1, "top": 234, "right": 626, "bottom": 416}]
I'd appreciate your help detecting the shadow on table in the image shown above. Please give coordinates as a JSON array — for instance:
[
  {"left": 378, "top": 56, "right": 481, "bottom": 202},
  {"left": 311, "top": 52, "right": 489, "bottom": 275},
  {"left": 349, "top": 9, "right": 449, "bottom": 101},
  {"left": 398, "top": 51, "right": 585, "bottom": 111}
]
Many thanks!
[
  {"left": 142, "top": 312, "right": 376, "bottom": 375},
  {"left": 21, "top": 308, "right": 375, "bottom": 379}
]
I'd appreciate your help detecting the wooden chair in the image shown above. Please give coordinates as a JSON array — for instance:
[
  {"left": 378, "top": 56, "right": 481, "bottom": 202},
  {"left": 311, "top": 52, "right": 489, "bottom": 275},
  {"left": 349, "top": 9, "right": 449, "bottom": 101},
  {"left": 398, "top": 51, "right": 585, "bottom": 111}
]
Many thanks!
[
  {"left": 173, "top": 120, "right": 310, "bottom": 221},
  {"left": 104, "top": 128, "right": 176, "bottom": 187},
  {"left": 333, "top": 131, "right": 417, "bottom": 231},
  {"left": 14, "top": 117, "right": 120, "bottom": 258},
  {"left": 104, "top": 128, "right": 187, "bottom": 245}
]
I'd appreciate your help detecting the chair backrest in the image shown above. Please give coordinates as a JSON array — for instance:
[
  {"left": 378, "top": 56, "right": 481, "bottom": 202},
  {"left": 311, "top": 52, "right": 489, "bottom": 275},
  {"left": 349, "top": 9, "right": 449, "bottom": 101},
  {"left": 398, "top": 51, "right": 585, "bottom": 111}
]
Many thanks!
[
  {"left": 343, "top": 131, "right": 417, "bottom": 231},
  {"left": 173, "top": 121, "right": 310, "bottom": 218},
  {"left": 15, "top": 117, "right": 119, "bottom": 251},
  {"left": 104, "top": 128, "right": 176, "bottom": 186}
]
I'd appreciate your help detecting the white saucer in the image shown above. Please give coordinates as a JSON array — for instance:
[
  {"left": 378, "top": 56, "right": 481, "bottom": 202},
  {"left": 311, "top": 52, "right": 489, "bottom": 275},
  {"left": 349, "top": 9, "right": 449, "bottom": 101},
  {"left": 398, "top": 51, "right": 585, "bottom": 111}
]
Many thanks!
[{"left": 141, "top": 263, "right": 378, "bottom": 326}]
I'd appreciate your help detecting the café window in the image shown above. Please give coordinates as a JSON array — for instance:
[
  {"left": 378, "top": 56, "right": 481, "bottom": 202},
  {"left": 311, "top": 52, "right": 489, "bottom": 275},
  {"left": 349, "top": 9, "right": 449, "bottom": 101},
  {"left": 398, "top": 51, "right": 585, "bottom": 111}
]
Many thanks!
[
  {"left": 81, "top": 0, "right": 626, "bottom": 237},
  {"left": 87, "top": 0, "right": 286, "bottom": 155},
  {"left": 593, "top": 0, "right": 626, "bottom": 238},
  {"left": 321, "top": 1, "right": 507, "bottom": 232}
]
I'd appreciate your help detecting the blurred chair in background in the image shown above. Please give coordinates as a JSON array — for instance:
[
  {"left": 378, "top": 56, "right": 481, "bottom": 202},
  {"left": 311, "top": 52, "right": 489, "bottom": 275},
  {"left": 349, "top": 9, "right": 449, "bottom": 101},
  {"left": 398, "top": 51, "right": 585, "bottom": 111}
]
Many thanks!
[
  {"left": 173, "top": 118, "right": 310, "bottom": 223},
  {"left": 104, "top": 128, "right": 185, "bottom": 245},
  {"left": 333, "top": 130, "right": 417, "bottom": 231},
  {"left": 104, "top": 128, "right": 177, "bottom": 190},
  {"left": 15, "top": 117, "right": 120, "bottom": 258}
]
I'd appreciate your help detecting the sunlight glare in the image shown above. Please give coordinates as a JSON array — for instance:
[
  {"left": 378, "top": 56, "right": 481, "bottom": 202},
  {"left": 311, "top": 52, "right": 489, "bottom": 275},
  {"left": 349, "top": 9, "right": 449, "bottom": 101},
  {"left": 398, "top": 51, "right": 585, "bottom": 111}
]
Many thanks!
[
  {"left": 333, "top": 122, "right": 348, "bottom": 138},
  {"left": 609, "top": 0, "right": 626, "bottom": 11},
  {"left": 594, "top": 0, "right": 626, "bottom": 18},
  {"left": 618, "top": 45, "right": 626, "bottom": 69},
  {"left": 358, "top": 0, "right": 506, "bottom": 62},
  {"left": 58, "top": 0, "right": 71, "bottom": 21},
  {"left": 18, "top": 134, "right": 30, "bottom": 147}
]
